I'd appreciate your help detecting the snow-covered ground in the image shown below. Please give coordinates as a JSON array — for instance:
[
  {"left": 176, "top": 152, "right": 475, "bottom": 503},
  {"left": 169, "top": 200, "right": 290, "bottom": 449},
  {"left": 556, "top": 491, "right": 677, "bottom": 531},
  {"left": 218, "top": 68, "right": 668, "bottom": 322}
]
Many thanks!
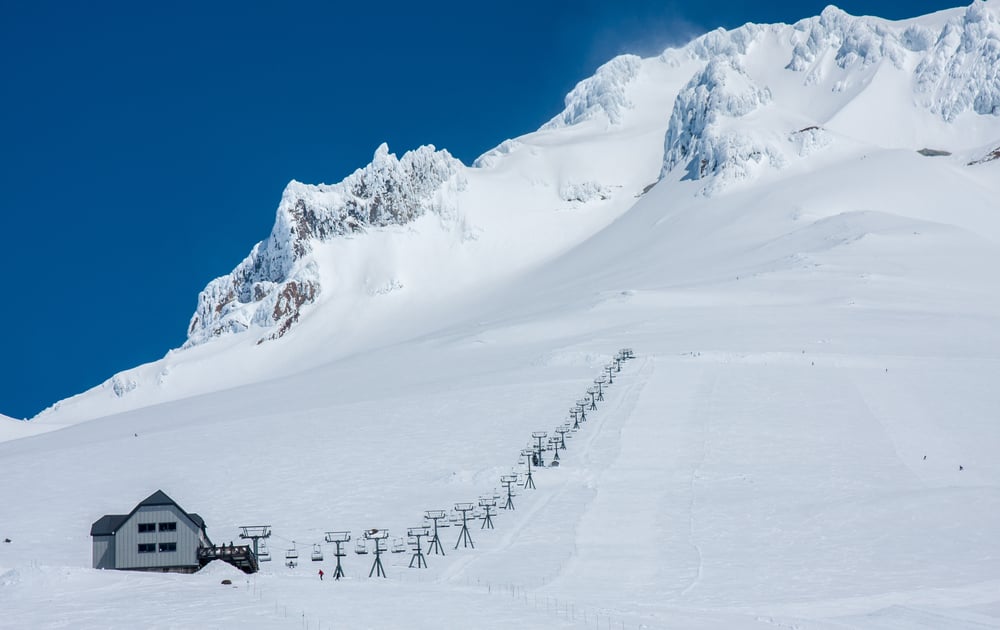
[{"left": 3, "top": 3, "right": 1000, "bottom": 628}]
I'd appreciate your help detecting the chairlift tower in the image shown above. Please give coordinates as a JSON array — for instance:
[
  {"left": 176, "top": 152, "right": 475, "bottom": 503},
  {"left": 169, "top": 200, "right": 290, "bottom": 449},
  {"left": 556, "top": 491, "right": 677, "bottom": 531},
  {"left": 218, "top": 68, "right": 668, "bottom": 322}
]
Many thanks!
[
  {"left": 623, "top": 347, "right": 635, "bottom": 360},
  {"left": 478, "top": 497, "right": 497, "bottom": 530},
  {"left": 548, "top": 437, "right": 561, "bottom": 464},
  {"left": 532, "top": 432, "right": 548, "bottom": 467},
  {"left": 555, "top": 426, "right": 569, "bottom": 450},
  {"left": 500, "top": 474, "right": 517, "bottom": 510},
  {"left": 605, "top": 363, "right": 615, "bottom": 384},
  {"left": 364, "top": 529, "right": 389, "bottom": 578},
  {"left": 569, "top": 408, "right": 580, "bottom": 430},
  {"left": 324, "top": 531, "right": 351, "bottom": 580},
  {"left": 614, "top": 353, "right": 623, "bottom": 372},
  {"left": 238, "top": 525, "right": 271, "bottom": 564},
  {"left": 453, "top": 503, "right": 476, "bottom": 549},
  {"left": 576, "top": 400, "right": 589, "bottom": 422},
  {"left": 587, "top": 386, "right": 599, "bottom": 410},
  {"left": 407, "top": 527, "right": 430, "bottom": 568},
  {"left": 594, "top": 376, "right": 606, "bottom": 401},
  {"left": 424, "top": 510, "right": 447, "bottom": 556},
  {"left": 520, "top": 448, "right": 536, "bottom": 489}
]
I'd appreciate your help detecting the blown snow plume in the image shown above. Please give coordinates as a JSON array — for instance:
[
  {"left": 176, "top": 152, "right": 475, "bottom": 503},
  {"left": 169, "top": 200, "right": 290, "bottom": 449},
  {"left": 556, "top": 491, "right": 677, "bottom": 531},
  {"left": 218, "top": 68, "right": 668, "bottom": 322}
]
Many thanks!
[{"left": 186, "top": 144, "right": 464, "bottom": 346}]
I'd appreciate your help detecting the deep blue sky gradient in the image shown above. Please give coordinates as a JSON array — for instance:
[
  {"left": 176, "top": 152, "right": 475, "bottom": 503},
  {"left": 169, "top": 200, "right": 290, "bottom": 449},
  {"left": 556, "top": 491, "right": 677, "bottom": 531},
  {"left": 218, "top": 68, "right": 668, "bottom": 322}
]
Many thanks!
[{"left": 0, "top": 1, "right": 964, "bottom": 418}]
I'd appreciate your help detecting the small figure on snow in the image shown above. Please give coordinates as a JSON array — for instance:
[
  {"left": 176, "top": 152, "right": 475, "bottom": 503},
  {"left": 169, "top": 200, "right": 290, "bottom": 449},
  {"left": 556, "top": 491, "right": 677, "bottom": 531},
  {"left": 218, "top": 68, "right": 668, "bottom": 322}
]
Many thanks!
[
  {"left": 318, "top": 569, "right": 324, "bottom": 580},
  {"left": 959, "top": 465, "right": 964, "bottom": 471},
  {"left": 923, "top": 455, "right": 927, "bottom": 460}
]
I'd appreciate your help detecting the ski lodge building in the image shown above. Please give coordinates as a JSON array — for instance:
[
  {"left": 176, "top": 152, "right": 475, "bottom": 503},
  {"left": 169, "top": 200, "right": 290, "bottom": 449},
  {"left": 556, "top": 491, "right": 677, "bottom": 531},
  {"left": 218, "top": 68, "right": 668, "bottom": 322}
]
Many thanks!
[{"left": 90, "top": 490, "right": 256, "bottom": 574}]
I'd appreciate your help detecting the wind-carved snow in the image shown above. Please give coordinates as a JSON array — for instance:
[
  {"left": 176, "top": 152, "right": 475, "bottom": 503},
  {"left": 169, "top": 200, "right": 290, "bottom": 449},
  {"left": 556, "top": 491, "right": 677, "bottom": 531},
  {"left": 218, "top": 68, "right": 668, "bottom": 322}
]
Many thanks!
[
  {"left": 542, "top": 55, "right": 643, "bottom": 129},
  {"left": 186, "top": 143, "right": 465, "bottom": 346},
  {"left": 661, "top": 58, "right": 784, "bottom": 194},
  {"left": 559, "top": 180, "right": 612, "bottom": 203},
  {"left": 687, "top": 23, "right": 769, "bottom": 60},
  {"left": 789, "top": 126, "right": 833, "bottom": 157},
  {"left": 914, "top": 1, "right": 1000, "bottom": 121},
  {"left": 107, "top": 374, "right": 137, "bottom": 398},
  {"left": 472, "top": 139, "right": 522, "bottom": 169},
  {"left": 786, "top": 6, "right": 907, "bottom": 83},
  {"left": 779, "top": 2, "right": 1000, "bottom": 121}
]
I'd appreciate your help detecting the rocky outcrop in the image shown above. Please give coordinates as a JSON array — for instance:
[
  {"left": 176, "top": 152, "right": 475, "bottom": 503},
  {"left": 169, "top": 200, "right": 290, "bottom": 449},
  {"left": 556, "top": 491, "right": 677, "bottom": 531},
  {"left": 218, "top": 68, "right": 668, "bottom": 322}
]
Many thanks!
[{"left": 186, "top": 144, "right": 465, "bottom": 346}]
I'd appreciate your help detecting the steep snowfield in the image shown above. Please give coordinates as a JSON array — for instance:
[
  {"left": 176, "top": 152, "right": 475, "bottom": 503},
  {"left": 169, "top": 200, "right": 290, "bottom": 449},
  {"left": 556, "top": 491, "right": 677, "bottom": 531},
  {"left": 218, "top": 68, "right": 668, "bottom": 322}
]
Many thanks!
[{"left": 3, "top": 3, "right": 1000, "bottom": 629}]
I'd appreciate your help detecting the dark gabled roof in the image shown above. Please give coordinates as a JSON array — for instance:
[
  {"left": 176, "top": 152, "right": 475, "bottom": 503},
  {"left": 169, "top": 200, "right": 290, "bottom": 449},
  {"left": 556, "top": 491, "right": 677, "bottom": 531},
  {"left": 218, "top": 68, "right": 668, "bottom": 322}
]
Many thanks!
[
  {"left": 90, "top": 514, "right": 128, "bottom": 536},
  {"left": 137, "top": 489, "right": 177, "bottom": 508},
  {"left": 90, "top": 490, "right": 208, "bottom": 537}
]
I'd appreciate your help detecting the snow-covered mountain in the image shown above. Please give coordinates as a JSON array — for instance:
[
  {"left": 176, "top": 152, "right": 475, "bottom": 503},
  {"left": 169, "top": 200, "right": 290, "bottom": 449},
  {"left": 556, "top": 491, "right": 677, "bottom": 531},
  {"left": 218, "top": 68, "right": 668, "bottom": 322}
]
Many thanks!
[
  {"left": 3, "top": 3, "right": 1000, "bottom": 629},
  {"left": 179, "top": 0, "right": 1000, "bottom": 355}
]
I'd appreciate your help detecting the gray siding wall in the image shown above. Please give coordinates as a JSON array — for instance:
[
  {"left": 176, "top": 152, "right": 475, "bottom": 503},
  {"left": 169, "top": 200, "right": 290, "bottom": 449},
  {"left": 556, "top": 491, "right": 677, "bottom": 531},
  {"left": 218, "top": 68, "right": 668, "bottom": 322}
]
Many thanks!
[
  {"left": 114, "top": 505, "right": 203, "bottom": 569},
  {"left": 92, "top": 535, "right": 115, "bottom": 569}
]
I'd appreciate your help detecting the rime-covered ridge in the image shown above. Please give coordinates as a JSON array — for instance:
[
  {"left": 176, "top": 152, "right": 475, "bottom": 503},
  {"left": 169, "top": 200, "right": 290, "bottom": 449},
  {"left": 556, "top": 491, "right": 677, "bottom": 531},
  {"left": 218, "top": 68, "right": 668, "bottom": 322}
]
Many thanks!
[
  {"left": 655, "top": 1, "right": 1000, "bottom": 192},
  {"left": 186, "top": 143, "right": 464, "bottom": 346},
  {"left": 188, "top": 2, "right": 1000, "bottom": 346}
]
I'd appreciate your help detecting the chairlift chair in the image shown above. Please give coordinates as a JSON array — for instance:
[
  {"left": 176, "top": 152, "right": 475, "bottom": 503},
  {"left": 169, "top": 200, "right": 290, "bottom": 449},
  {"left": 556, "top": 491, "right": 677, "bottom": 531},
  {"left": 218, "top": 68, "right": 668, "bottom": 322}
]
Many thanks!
[
  {"left": 258, "top": 541, "right": 272, "bottom": 562},
  {"left": 311, "top": 544, "right": 324, "bottom": 562},
  {"left": 355, "top": 539, "right": 369, "bottom": 555},
  {"left": 391, "top": 538, "right": 406, "bottom": 553},
  {"left": 286, "top": 546, "right": 298, "bottom": 560}
]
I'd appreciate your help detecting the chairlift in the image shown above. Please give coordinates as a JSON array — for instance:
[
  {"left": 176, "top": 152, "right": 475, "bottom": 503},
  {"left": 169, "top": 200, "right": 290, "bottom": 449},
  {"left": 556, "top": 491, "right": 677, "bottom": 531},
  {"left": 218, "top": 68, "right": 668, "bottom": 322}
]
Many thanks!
[
  {"left": 285, "top": 545, "right": 298, "bottom": 560},
  {"left": 355, "top": 539, "right": 369, "bottom": 555},
  {"left": 391, "top": 538, "right": 406, "bottom": 553},
  {"left": 258, "top": 541, "right": 272, "bottom": 562},
  {"left": 311, "top": 544, "right": 324, "bottom": 562}
]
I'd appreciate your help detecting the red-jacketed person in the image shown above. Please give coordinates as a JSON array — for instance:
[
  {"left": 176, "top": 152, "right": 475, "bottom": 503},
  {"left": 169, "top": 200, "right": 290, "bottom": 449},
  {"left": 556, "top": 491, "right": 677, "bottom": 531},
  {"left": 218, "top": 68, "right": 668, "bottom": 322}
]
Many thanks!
[{"left": 318, "top": 569, "right": 324, "bottom": 580}]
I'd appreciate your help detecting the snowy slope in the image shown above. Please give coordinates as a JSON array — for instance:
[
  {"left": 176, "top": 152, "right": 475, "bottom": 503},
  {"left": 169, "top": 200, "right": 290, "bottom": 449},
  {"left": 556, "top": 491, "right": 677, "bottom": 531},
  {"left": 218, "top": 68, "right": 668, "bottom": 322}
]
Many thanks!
[{"left": 3, "top": 3, "right": 1000, "bottom": 629}]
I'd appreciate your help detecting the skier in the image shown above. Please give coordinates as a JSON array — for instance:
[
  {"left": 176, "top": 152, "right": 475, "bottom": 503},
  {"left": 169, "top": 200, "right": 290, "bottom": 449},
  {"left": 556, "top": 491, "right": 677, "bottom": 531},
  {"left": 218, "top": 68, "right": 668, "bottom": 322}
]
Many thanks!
[{"left": 318, "top": 569, "right": 324, "bottom": 580}]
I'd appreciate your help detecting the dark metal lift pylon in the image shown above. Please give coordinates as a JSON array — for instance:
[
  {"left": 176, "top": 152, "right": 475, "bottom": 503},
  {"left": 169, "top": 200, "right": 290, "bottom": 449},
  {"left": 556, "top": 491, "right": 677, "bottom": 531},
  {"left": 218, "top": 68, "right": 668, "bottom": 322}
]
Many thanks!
[
  {"left": 407, "top": 527, "right": 429, "bottom": 568},
  {"left": 479, "top": 498, "right": 497, "bottom": 529},
  {"left": 501, "top": 474, "right": 517, "bottom": 510},
  {"left": 364, "top": 529, "right": 389, "bottom": 578},
  {"left": 521, "top": 448, "right": 536, "bottom": 489},
  {"left": 324, "top": 531, "right": 351, "bottom": 580},
  {"left": 454, "top": 503, "right": 476, "bottom": 549},
  {"left": 424, "top": 510, "right": 447, "bottom": 556}
]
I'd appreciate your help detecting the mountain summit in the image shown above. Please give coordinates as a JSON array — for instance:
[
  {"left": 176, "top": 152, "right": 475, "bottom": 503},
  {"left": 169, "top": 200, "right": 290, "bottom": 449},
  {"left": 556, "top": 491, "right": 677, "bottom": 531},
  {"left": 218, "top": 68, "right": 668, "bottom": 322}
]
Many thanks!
[{"left": 182, "top": 1, "right": 1000, "bottom": 351}]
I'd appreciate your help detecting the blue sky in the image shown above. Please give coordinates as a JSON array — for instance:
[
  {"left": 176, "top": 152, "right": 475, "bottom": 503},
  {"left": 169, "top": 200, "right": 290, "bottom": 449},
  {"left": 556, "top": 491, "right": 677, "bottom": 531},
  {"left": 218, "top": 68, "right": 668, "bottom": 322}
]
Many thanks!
[{"left": 0, "top": 1, "right": 963, "bottom": 419}]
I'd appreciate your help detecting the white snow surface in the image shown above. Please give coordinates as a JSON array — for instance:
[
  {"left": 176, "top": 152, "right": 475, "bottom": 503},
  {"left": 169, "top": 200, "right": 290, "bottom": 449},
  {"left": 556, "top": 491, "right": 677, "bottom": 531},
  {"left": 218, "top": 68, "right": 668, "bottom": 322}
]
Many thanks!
[{"left": 3, "top": 2, "right": 1000, "bottom": 628}]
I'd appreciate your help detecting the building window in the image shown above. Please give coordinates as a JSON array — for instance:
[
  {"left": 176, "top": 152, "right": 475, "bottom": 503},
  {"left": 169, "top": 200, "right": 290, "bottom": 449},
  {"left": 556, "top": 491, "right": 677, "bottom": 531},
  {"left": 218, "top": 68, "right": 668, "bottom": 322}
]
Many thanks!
[
  {"left": 138, "top": 523, "right": 156, "bottom": 533},
  {"left": 158, "top": 542, "right": 177, "bottom": 552},
  {"left": 158, "top": 522, "right": 177, "bottom": 532},
  {"left": 137, "top": 543, "right": 156, "bottom": 553}
]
